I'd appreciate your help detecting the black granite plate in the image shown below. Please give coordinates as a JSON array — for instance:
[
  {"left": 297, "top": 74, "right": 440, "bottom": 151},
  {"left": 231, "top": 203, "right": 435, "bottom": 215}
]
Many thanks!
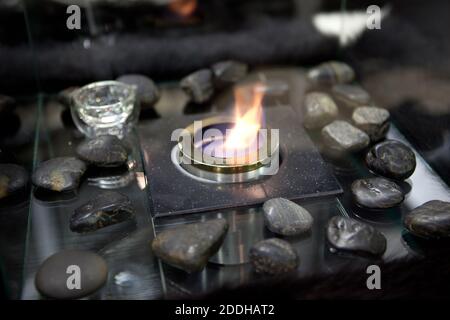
[{"left": 139, "top": 106, "right": 342, "bottom": 217}]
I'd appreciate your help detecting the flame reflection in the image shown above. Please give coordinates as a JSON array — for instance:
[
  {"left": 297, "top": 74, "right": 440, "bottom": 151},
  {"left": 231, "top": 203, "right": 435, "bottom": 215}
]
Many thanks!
[{"left": 168, "top": 0, "right": 198, "bottom": 18}]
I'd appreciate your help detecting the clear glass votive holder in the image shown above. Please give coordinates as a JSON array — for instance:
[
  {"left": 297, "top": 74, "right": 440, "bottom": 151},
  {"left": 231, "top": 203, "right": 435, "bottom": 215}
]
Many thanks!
[{"left": 71, "top": 81, "right": 139, "bottom": 138}]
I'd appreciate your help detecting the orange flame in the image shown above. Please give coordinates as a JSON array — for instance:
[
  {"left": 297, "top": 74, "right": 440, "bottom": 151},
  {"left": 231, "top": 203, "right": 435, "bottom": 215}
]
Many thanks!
[
  {"left": 225, "top": 83, "right": 265, "bottom": 150},
  {"left": 169, "top": 0, "right": 198, "bottom": 18}
]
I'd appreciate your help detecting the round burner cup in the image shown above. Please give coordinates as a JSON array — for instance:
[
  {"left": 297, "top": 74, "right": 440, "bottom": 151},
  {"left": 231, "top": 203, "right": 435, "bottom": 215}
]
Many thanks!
[{"left": 174, "top": 116, "right": 280, "bottom": 183}]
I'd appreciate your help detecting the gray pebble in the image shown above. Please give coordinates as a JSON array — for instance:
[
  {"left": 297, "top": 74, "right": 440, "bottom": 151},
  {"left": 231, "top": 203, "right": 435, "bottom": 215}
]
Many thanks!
[
  {"left": 332, "top": 84, "right": 371, "bottom": 109},
  {"left": 351, "top": 177, "right": 404, "bottom": 209},
  {"left": 404, "top": 200, "right": 450, "bottom": 239},
  {"left": 212, "top": 60, "right": 248, "bottom": 88},
  {"left": 322, "top": 120, "right": 370, "bottom": 153},
  {"left": 263, "top": 198, "right": 313, "bottom": 236},
  {"left": 307, "top": 61, "right": 355, "bottom": 86},
  {"left": 249, "top": 238, "right": 299, "bottom": 275},
  {"left": 366, "top": 140, "right": 416, "bottom": 180},
  {"left": 180, "top": 69, "right": 214, "bottom": 104},
  {"left": 352, "top": 106, "right": 390, "bottom": 142},
  {"left": 117, "top": 74, "right": 160, "bottom": 109},
  {"left": 152, "top": 219, "right": 228, "bottom": 273},
  {"left": 303, "top": 92, "right": 338, "bottom": 129},
  {"left": 0, "top": 164, "right": 28, "bottom": 200},
  {"left": 327, "top": 216, "right": 387, "bottom": 257},
  {"left": 35, "top": 250, "right": 108, "bottom": 299},
  {"left": 32, "top": 157, "right": 87, "bottom": 192}
]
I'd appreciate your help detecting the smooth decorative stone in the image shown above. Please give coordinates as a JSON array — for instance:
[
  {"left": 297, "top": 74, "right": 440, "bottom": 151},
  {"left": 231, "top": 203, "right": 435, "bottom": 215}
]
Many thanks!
[
  {"left": 76, "top": 135, "right": 128, "bottom": 167},
  {"left": 303, "top": 92, "right": 338, "bottom": 129},
  {"left": 180, "top": 69, "right": 214, "bottom": 104},
  {"left": 351, "top": 177, "right": 404, "bottom": 209},
  {"left": 307, "top": 61, "right": 355, "bottom": 86},
  {"left": 352, "top": 106, "right": 390, "bottom": 142},
  {"left": 366, "top": 140, "right": 416, "bottom": 180},
  {"left": 321, "top": 120, "right": 370, "bottom": 153},
  {"left": 249, "top": 238, "right": 298, "bottom": 275},
  {"left": 70, "top": 191, "right": 135, "bottom": 233},
  {"left": 32, "top": 157, "right": 87, "bottom": 192},
  {"left": 404, "top": 200, "right": 450, "bottom": 239},
  {"left": 151, "top": 219, "right": 228, "bottom": 273},
  {"left": 332, "top": 84, "right": 371, "bottom": 109},
  {"left": 327, "top": 216, "right": 387, "bottom": 257},
  {"left": 212, "top": 60, "right": 248, "bottom": 88},
  {"left": 116, "top": 74, "right": 160, "bottom": 109},
  {"left": 35, "top": 250, "right": 108, "bottom": 299},
  {"left": 57, "top": 87, "right": 79, "bottom": 108},
  {"left": 0, "top": 164, "right": 28, "bottom": 200},
  {"left": 263, "top": 198, "right": 313, "bottom": 236}
]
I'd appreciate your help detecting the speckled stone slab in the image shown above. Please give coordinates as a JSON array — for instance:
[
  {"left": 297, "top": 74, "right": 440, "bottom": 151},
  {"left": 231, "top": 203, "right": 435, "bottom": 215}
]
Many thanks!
[
  {"left": 139, "top": 107, "right": 342, "bottom": 217},
  {"left": 70, "top": 191, "right": 135, "bottom": 233},
  {"left": 76, "top": 135, "right": 128, "bottom": 167}
]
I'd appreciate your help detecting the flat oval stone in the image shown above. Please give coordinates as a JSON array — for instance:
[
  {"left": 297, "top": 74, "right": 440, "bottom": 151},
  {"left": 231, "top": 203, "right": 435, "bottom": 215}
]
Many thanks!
[
  {"left": 0, "top": 164, "right": 28, "bottom": 200},
  {"left": 352, "top": 106, "right": 390, "bottom": 142},
  {"left": 327, "top": 216, "right": 387, "bottom": 257},
  {"left": 249, "top": 238, "right": 298, "bottom": 275},
  {"left": 76, "top": 135, "right": 128, "bottom": 167},
  {"left": 180, "top": 69, "right": 214, "bottom": 104},
  {"left": 332, "top": 84, "right": 371, "bottom": 109},
  {"left": 152, "top": 219, "right": 228, "bottom": 273},
  {"left": 70, "top": 191, "right": 135, "bottom": 233},
  {"left": 35, "top": 250, "right": 108, "bottom": 299},
  {"left": 321, "top": 120, "right": 370, "bottom": 153},
  {"left": 404, "top": 200, "right": 450, "bottom": 239},
  {"left": 117, "top": 74, "right": 160, "bottom": 109},
  {"left": 366, "top": 140, "right": 416, "bottom": 180},
  {"left": 303, "top": 92, "right": 338, "bottom": 129},
  {"left": 307, "top": 61, "right": 355, "bottom": 86},
  {"left": 32, "top": 157, "right": 87, "bottom": 192},
  {"left": 212, "top": 60, "right": 248, "bottom": 88},
  {"left": 351, "top": 177, "right": 404, "bottom": 209},
  {"left": 263, "top": 198, "right": 313, "bottom": 236}
]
